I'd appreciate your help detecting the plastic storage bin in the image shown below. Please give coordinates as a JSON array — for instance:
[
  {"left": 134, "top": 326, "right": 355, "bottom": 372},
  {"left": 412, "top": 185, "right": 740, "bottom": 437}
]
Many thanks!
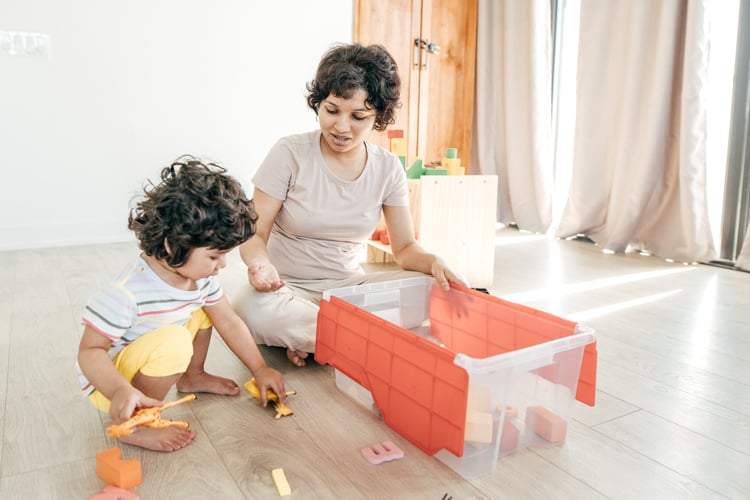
[{"left": 315, "top": 276, "right": 597, "bottom": 478}]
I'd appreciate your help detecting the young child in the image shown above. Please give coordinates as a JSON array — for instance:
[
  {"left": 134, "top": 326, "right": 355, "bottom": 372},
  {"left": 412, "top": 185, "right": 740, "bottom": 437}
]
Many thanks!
[{"left": 77, "top": 156, "right": 286, "bottom": 452}]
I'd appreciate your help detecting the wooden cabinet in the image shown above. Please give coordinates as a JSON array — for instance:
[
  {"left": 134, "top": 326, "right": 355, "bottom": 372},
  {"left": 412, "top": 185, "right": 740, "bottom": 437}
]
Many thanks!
[
  {"left": 354, "top": 0, "right": 478, "bottom": 168},
  {"left": 367, "top": 175, "right": 498, "bottom": 287}
]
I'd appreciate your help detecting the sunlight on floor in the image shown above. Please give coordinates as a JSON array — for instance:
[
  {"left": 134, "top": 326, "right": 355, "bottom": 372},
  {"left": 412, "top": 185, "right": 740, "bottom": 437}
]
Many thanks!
[
  {"left": 566, "top": 289, "right": 682, "bottom": 322},
  {"left": 684, "top": 274, "right": 717, "bottom": 365},
  {"left": 494, "top": 233, "right": 549, "bottom": 246},
  {"left": 500, "top": 266, "right": 694, "bottom": 304},
  {"left": 497, "top": 266, "right": 696, "bottom": 324}
]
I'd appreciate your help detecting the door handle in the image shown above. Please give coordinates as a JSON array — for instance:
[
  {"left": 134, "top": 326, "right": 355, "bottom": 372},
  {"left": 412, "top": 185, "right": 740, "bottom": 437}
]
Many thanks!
[{"left": 414, "top": 37, "right": 440, "bottom": 69}]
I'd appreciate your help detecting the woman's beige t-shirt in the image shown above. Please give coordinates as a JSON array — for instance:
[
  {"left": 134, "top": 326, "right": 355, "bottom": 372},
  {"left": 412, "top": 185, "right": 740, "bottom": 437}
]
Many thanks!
[{"left": 252, "top": 130, "right": 409, "bottom": 280}]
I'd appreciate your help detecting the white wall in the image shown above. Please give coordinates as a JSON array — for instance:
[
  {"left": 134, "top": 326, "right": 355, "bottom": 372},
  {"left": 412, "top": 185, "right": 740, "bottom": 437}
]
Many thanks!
[{"left": 0, "top": 1, "right": 352, "bottom": 250}]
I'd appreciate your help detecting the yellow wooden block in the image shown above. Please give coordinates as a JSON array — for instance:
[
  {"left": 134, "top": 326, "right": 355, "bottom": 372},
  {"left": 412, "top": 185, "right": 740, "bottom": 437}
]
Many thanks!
[
  {"left": 271, "top": 468, "right": 291, "bottom": 496},
  {"left": 465, "top": 409, "right": 493, "bottom": 443},
  {"left": 390, "top": 137, "right": 407, "bottom": 157}
]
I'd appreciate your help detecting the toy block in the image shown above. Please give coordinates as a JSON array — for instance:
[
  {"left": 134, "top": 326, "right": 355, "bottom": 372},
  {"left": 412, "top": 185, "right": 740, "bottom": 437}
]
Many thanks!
[
  {"left": 90, "top": 485, "right": 140, "bottom": 500},
  {"left": 390, "top": 137, "right": 407, "bottom": 157},
  {"left": 525, "top": 406, "right": 567, "bottom": 443},
  {"left": 499, "top": 421, "right": 520, "bottom": 452},
  {"left": 271, "top": 468, "right": 291, "bottom": 496},
  {"left": 406, "top": 159, "right": 424, "bottom": 179},
  {"left": 370, "top": 229, "right": 382, "bottom": 241},
  {"left": 467, "top": 386, "right": 491, "bottom": 412},
  {"left": 422, "top": 167, "right": 448, "bottom": 175},
  {"left": 95, "top": 447, "right": 142, "bottom": 490},
  {"left": 496, "top": 403, "right": 518, "bottom": 418},
  {"left": 361, "top": 440, "right": 404, "bottom": 464},
  {"left": 387, "top": 129, "right": 404, "bottom": 139},
  {"left": 465, "top": 410, "right": 493, "bottom": 443}
]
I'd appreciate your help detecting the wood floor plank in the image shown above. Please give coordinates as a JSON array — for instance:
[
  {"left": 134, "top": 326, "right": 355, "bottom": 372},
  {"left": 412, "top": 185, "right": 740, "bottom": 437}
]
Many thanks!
[
  {"left": 0, "top": 459, "right": 111, "bottom": 500},
  {"left": 473, "top": 448, "right": 609, "bottom": 499},
  {"left": 2, "top": 232, "right": 748, "bottom": 498},
  {"left": 596, "top": 359, "right": 750, "bottom": 453},
  {"left": 595, "top": 409, "right": 750, "bottom": 498},
  {"left": 2, "top": 394, "right": 106, "bottom": 477},
  {"left": 599, "top": 335, "right": 750, "bottom": 415},
  {"left": 570, "top": 391, "right": 639, "bottom": 427},
  {"left": 535, "top": 420, "right": 724, "bottom": 499}
]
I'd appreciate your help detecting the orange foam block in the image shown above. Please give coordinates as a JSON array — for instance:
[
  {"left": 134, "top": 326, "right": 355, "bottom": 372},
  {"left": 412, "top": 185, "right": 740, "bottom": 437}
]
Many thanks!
[
  {"left": 90, "top": 485, "right": 140, "bottom": 500},
  {"left": 496, "top": 403, "right": 518, "bottom": 418},
  {"left": 525, "top": 406, "right": 567, "bottom": 443},
  {"left": 361, "top": 440, "right": 404, "bottom": 464},
  {"left": 96, "top": 447, "right": 142, "bottom": 490}
]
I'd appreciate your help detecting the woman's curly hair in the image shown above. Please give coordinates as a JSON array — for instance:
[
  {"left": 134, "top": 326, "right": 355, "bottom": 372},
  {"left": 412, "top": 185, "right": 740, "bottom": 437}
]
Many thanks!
[
  {"left": 128, "top": 155, "right": 257, "bottom": 267},
  {"left": 306, "top": 43, "right": 401, "bottom": 131}
]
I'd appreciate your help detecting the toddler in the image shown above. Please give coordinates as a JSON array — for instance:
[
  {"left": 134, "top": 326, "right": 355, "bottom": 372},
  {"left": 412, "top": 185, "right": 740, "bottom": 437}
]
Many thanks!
[{"left": 77, "top": 156, "right": 285, "bottom": 452}]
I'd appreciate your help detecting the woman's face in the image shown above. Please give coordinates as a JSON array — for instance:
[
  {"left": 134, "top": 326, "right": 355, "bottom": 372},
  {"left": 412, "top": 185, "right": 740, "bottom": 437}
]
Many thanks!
[{"left": 318, "top": 89, "right": 377, "bottom": 156}]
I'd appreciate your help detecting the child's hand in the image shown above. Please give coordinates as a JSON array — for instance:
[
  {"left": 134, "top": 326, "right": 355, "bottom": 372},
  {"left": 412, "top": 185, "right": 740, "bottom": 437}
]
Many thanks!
[
  {"left": 252, "top": 366, "right": 286, "bottom": 406},
  {"left": 109, "top": 385, "right": 163, "bottom": 423},
  {"left": 248, "top": 261, "right": 286, "bottom": 292}
]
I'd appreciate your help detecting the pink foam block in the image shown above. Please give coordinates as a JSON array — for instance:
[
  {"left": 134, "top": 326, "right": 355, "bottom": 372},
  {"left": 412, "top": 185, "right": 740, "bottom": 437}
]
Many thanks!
[
  {"left": 361, "top": 440, "right": 404, "bottom": 465},
  {"left": 499, "top": 421, "right": 520, "bottom": 452},
  {"left": 90, "top": 485, "right": 140, "bottom": 500}
]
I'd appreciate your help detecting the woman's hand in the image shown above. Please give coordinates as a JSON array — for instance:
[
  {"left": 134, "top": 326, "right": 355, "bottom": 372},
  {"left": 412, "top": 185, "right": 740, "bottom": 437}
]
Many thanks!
[
  {"left": 247, "top": 261, "right": 286, "bottom": 292},
  {"left": 431, "top": 255, "right": 469, "bottom": 291}
]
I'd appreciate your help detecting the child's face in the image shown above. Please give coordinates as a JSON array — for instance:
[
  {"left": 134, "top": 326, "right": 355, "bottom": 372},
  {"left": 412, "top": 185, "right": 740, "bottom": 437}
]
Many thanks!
[{"left": 177, "top": 247, "right": 231, "bottom": 280}]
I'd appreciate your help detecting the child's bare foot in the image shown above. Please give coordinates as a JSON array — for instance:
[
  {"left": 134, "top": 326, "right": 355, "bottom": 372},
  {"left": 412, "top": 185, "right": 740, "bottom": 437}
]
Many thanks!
[
  {"left": 176, "top": 371, "right": 240, "bottom": 395},
  {"left": 118, "top": 426, "right": 196, "bottom": 452},
  {"left": 287, "top": 349, "right": 309, "bottom": 367}
]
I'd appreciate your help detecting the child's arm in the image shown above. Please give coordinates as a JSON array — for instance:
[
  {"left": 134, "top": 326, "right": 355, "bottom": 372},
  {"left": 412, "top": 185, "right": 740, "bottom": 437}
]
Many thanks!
[
  {"left": 77, "top": 326, "right": 163, "bottom": 422},
  {"left": 204, "top": 297, "right": 286, "bottom": 405}
]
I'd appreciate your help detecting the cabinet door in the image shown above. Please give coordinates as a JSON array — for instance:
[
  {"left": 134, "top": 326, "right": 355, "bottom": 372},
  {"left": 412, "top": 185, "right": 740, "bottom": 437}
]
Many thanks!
[
  {"left": 353, "top": 0, "right": 421, "bottom": 161},
  {"left": 419, "top": 0, "right": 477, "bottom": 168},
  {"left": 354, "top": 0, "right": 477, "bottom": 168}
]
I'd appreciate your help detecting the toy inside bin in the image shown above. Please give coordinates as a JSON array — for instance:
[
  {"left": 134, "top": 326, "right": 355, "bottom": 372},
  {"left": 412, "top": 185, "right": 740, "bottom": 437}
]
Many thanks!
[{"left": 315, "top": 276, "right": 597, "bottom": 478}]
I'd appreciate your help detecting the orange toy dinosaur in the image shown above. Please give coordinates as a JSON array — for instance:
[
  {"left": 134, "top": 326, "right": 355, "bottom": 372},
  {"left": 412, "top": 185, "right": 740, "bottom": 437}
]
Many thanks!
[{"left": 106, "top": 393, "right": 196, "bottom": 438}]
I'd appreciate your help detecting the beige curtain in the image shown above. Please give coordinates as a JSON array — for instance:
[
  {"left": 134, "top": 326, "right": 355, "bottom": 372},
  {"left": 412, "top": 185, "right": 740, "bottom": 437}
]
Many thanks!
[
  {"left": 736, "top": 226, "right": 750, "bottom": 270},
  {"left": 471, "top": 0, "right": 553, "bottom": 233},
  {"left": 556, "top": 0, "right": 717, "bottom": 263}
]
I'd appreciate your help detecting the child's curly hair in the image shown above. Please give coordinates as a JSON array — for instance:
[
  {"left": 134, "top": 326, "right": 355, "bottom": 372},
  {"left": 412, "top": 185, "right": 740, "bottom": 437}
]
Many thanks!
[
  {"left": 306, "top": 43, "right": 401, "bottom": 131},
  {"left": 128, "top": 155, "right": 257, "bottom": 268}
]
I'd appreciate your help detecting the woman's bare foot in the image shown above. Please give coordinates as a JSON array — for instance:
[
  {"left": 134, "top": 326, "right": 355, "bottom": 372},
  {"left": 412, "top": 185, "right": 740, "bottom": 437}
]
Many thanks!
[
  {"left": 176, "top": 371, "right": 240, "bottom": 395},
  {"left": 118, "top": 426, "right": 196, "bottom": 452},
  {"left": 286, "top": 349, "right": 309, "bottom": 367}
]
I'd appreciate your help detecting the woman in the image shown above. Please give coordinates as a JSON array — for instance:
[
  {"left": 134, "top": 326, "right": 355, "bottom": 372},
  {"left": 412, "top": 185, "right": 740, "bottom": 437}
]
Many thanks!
[{"left": 233, "top": 43, "right": 465, "bottom": 366}]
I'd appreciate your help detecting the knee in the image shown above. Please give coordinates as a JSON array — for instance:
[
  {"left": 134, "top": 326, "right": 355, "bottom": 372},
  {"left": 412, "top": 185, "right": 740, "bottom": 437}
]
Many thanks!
[{"left": 144, "top": 325, "right": 194, "bottom": 371}]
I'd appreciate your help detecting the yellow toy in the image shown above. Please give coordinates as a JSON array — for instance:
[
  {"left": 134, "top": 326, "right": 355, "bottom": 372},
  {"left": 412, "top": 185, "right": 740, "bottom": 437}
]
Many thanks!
[
  {"left": 244, "top": 378, "right": 296, "bottom": 419},
  {"left": 105, "top": 393, "right": 196, "bottom": 437}
]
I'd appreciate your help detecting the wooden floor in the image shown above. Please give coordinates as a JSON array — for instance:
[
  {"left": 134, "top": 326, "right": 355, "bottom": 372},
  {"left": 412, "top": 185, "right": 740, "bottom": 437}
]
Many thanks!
[{"left": 1, "top": 227, "right": 749, "bottom": 499}]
